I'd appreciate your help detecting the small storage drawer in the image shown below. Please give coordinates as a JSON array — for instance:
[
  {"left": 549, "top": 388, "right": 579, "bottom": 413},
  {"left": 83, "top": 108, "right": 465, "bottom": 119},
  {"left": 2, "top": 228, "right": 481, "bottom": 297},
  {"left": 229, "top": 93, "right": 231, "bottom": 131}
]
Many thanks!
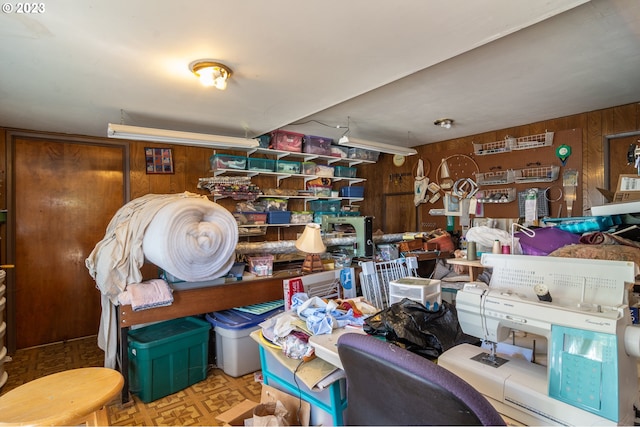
[
  {"left": 233, "top": 212, "right": 268, "bottom": 225},
  {"left": 270, "top": 130, "right": 304, "bottom": 152},
  {"left": 247, "top": 158, "right": 275, "bottom": 172},
  {"left": 276, "top": 160, "right": 301, "bottom": 174},
  {"left": 210, "top": 154, "right": 247, "bottom": 170},
  {"left": 267, "top": 211, "right": 292, "bottom": 224},
  {"left": 389, "top": 277, "right": 442, "bottom": 311},
  {"left": 309, "top": 200, "right": 341, "bottom": 212},
  {"left": 334, "top": 166, "right": 356, "bottom": 178},
  {"left": 303, "top": 135, "right": 333, "bottom": 156}
]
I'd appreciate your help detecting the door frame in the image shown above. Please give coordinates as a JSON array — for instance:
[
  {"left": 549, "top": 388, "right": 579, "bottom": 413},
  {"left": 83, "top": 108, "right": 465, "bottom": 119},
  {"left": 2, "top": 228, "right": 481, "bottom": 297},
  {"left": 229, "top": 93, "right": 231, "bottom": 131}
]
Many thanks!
[
  {"left": 603, "top": 130, "right": 640, "bottom": 190},
  {"left": 4, "top": 130, "right": 130, "bottom": 353}
]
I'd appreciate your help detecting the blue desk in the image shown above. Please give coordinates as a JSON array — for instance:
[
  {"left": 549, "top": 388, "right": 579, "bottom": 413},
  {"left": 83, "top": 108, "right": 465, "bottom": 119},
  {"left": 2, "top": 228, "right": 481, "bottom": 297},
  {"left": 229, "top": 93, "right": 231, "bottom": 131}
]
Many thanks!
[{"left": 252, "top": 330, "right": 347, "bottom": 426}]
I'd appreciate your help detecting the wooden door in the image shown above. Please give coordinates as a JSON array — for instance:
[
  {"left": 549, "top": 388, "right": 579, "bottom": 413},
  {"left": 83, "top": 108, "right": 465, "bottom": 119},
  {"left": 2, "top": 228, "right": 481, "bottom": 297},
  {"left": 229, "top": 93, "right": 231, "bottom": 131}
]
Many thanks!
[{"left": 13, "top": 136, "right": 125, "bottom": 348}]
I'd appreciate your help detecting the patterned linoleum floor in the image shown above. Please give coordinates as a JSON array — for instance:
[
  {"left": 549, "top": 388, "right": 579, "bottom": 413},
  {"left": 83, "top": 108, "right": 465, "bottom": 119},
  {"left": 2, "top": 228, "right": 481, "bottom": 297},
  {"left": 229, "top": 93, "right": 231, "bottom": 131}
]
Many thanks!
[{"left": 0, "top": 335, "right": 262, "bottom": 426}]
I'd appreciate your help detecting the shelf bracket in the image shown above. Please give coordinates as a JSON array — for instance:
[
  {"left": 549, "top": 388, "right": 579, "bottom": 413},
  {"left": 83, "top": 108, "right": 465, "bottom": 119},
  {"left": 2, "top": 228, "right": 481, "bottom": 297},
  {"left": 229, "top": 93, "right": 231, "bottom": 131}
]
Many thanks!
[{"left": 276, "top": 173, "right": 292, "bottom": 186}]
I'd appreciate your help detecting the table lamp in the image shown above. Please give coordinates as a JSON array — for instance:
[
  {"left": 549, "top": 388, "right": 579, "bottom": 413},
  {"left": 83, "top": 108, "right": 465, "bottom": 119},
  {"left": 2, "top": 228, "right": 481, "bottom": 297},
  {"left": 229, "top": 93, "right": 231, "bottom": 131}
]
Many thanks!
[{"left": 295, "top": 223, "right": 326, "bottom": 274}]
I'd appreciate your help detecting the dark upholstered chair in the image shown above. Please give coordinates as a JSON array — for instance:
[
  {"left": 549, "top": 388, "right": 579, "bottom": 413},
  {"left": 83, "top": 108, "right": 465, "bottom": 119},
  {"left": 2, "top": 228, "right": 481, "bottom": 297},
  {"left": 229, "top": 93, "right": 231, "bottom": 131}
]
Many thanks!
[{"left": 337, "top": 333, "right": 506, "bottom": 426}]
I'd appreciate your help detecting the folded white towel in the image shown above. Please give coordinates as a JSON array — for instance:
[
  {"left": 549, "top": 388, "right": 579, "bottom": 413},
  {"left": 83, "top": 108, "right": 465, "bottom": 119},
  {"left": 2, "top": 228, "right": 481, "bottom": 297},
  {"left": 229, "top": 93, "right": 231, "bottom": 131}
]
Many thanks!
[{"left": 121, "top": 278, "right": 174, "bottom": 311}]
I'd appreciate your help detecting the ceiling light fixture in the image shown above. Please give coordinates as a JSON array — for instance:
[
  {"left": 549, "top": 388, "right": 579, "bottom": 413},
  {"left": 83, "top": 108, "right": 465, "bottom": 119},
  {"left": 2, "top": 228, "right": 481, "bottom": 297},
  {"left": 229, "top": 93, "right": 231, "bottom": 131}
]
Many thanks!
[
  {"left": 434, "top": 118, "right": 454, "bottom": 129},
  {"left": 107, "top": 123, "right": 259, "bottom": 149},
  {"left": 189, "top": 61, "right": 232, "bottom": 90},
  {"left": 338, "top": 136, "right": 417, "bottom": 156}
]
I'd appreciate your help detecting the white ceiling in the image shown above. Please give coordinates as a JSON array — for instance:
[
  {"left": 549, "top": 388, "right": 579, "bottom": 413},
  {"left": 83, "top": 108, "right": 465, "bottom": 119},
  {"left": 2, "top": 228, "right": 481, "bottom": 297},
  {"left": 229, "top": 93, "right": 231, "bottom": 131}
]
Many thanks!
[{"left": 1, "top": 0, "right": 639, "bottom": 149}]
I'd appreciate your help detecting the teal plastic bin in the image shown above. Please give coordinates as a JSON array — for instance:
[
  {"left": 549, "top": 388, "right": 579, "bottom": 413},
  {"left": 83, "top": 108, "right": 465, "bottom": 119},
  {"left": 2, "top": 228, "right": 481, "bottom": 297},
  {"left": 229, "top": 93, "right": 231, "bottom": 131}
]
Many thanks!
[{"left": 127, "top": 316, "right": 210, "bottom": 402}]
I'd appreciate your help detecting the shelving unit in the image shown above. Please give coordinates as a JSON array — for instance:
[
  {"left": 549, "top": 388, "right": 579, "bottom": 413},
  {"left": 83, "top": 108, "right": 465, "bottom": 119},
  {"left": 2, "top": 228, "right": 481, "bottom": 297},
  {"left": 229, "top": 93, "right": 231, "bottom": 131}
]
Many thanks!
[
  {"left": 244, "top": 147, "right": 376, "bottom": 167},
  {"left": 473, "top": 131, "right": 554, "bottom": 156},
  {"left": 200, "top": 146, "right": 375, "bottom": 239},
  {"left": 472, "top": 131, "right": 557, "bottom": 208}
]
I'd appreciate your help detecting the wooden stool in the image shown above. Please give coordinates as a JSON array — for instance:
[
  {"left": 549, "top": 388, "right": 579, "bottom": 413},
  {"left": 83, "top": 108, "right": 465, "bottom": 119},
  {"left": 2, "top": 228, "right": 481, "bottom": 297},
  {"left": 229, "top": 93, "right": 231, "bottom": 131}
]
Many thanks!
[{"left": 0, "top": 367, "right": 124, "bottom": 426}]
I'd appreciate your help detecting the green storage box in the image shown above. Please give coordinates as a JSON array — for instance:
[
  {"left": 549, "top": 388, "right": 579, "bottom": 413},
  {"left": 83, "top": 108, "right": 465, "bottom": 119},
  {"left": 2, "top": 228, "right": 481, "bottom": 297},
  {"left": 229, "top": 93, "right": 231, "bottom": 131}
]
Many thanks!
[{"left": 127, "top": 316, "right": 210, "bottom": 403}]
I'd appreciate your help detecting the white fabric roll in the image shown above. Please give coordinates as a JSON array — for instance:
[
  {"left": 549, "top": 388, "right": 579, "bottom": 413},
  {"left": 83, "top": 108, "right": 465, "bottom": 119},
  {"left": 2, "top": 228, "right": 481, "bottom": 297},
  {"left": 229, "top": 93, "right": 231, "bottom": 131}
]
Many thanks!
[{"left": 142, "top": 197, "right": 238, "bottom": 282}]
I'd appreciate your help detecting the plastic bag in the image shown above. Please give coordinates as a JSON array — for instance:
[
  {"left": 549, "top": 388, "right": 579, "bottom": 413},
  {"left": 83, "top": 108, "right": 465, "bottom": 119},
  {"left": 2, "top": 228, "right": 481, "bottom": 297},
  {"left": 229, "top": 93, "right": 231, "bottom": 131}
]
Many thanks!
[{"left": 363, "top": 298, "right": 474, "bottom": 359}]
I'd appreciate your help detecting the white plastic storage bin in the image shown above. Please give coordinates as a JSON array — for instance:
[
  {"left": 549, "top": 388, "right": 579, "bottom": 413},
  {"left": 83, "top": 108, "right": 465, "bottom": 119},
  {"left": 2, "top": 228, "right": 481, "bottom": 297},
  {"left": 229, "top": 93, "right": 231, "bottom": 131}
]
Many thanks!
[
  {"left": 206, "top": 306, "right": 283, "bottom": 377},
  {"left": 389, "top": 277, "right": 442, "bottom": 311}
]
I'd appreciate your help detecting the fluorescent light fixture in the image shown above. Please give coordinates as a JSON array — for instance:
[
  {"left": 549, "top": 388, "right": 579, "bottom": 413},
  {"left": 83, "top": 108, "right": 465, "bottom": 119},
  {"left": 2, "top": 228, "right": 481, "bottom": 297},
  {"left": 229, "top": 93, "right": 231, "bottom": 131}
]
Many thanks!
[
  {"left": 338, "top": 136, "right": 417, "bottom": 156},
  {"left": 107, "top": 123, "right": 259, "bottom": 149}
]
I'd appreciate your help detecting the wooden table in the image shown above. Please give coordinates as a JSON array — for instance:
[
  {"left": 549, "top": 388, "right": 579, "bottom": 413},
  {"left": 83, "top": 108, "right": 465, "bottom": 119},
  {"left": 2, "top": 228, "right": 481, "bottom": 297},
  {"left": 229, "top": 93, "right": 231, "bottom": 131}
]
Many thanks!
[
  {"left": 0, "top": 367, "right": 123, "bottom": 426},
  {"left": 117, "top": 270, "right": 300, "bottom": 403},
  {"left": 446, "top": 258, "right": 485, "bottom": 282}
]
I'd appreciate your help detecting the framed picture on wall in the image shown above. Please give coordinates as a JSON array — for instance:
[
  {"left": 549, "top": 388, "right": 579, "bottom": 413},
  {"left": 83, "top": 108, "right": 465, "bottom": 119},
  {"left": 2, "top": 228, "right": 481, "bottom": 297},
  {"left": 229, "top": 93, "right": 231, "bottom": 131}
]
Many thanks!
[{"left": 145, "top": 147, "right": 174, "bottom": 174}]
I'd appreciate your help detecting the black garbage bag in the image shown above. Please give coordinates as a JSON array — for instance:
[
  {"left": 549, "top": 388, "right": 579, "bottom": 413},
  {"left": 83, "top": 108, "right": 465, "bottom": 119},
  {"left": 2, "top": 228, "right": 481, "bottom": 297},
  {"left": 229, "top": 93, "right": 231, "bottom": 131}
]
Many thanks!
[{"left": 363, "top": 298, "right": 477, "bottom": 359}]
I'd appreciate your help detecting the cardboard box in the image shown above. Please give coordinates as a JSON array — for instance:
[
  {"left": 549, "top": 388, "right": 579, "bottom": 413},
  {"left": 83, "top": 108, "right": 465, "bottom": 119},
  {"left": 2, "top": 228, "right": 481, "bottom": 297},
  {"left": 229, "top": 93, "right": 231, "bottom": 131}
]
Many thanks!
[
  {"left": 215, "top": 384, "right": 310, "bottom": 426},
  {"left": 613, "top": 174, "right": 640, "bottom": 202}
]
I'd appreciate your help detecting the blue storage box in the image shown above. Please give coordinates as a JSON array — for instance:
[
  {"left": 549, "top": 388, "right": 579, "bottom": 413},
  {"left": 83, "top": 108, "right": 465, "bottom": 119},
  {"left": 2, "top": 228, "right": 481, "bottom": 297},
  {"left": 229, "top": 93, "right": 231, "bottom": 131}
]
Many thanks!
[
  {"left": 267, "top": 211, "right": 292, "bottom": 224},
  {"left": 127, "top": 316, "right": 210, "bottom": 403},
  {"left": 334, "top": 166, "right": 357, "bottom": 178},
  {"left": 206, "top": 305, "right": 283, "bottom": 377},
  {"left": 340, "top": 186, "right": 364, "bottom": 198}
]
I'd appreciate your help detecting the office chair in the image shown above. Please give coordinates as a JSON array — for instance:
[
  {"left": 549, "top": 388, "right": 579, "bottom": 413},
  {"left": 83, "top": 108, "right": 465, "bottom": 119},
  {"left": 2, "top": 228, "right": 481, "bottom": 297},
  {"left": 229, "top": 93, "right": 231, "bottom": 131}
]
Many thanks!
[{"left": 337, "top": 333, "right": 506, "bottom": 426}]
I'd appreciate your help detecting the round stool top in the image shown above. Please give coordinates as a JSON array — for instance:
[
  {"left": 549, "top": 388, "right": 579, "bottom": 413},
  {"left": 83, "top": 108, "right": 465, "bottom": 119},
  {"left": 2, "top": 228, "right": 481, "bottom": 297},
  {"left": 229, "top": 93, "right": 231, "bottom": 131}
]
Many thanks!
[{"left": 0, "top": 367, "right": 124, "bottom": 426}]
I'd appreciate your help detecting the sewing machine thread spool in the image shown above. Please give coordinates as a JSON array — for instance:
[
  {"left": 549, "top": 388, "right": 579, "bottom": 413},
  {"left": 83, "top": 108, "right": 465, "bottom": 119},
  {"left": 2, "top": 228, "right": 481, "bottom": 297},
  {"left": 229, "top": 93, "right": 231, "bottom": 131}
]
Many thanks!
[
  {"left": 467, "top": 241, "right": 477, "bottom": 261},
  {"left": 492, "top": 240, "right": 501, "bottom": 254},
  {"left": 501, "top": 244, "right": 510, "bottom": 254},
  {"left": 534, "top": 284, "right": 552, "bottom": 302}
]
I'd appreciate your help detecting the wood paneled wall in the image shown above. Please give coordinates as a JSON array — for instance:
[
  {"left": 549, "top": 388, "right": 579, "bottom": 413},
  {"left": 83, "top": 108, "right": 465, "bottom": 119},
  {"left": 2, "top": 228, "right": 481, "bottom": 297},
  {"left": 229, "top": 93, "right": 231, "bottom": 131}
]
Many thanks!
[
  {"left": 357, "top": 102, "right": 640, "bottom": 233},
  {"left": 1, "top": 101, "right": 639, "bottom": 252}
]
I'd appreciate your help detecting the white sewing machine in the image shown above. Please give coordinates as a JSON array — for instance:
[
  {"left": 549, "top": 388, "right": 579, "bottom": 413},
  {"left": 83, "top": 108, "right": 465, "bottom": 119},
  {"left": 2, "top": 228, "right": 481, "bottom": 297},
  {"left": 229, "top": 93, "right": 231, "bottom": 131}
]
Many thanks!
[{"left": 438, "top": 254, "right": 640, "bottom": 426}]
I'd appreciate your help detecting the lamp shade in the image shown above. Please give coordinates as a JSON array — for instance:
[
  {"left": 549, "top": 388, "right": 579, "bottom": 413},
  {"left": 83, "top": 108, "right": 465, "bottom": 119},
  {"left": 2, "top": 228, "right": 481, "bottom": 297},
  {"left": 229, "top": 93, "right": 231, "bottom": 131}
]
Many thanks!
[{"left": 295, "top": 223, "right": 326, "bottom": 254}]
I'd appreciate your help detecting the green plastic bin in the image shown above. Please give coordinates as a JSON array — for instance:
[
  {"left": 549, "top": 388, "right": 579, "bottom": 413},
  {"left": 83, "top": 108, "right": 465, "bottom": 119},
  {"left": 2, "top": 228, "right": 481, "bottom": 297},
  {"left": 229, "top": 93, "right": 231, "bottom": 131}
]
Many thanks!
[{"left": 127, "top": 316, "right": 210, "bottom": 402}]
